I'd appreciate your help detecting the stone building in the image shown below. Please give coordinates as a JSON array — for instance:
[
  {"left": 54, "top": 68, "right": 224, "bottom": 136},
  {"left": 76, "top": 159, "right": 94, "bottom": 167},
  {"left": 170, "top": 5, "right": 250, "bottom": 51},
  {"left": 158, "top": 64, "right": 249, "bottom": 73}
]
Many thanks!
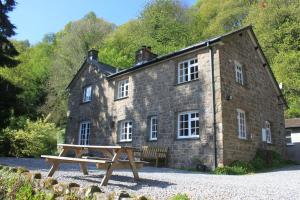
[{"left": 65, "top": 26, "right": 287, "bottom": 169}]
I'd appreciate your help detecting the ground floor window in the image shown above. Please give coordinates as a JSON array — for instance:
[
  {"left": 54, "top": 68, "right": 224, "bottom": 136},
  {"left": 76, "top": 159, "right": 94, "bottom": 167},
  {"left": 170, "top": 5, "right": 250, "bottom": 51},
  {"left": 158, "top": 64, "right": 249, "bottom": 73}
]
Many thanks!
[
  {"left": 149, "top": 116, "right": 158, "bottom": 141},
  {"left": 79, "top": 121, "right": 91, "bottom": 145},
  {"left": 286, "top": 130, "right": 293, "bottom": 145},
  {"left": 237, "top": 109, "right": 246, "bottom": 139},
  {"left": 178, "top": 111, "right": 199, "bottom": 139},
  {"left": 120, "top": 121, "right": 132, "bottom": 142}
]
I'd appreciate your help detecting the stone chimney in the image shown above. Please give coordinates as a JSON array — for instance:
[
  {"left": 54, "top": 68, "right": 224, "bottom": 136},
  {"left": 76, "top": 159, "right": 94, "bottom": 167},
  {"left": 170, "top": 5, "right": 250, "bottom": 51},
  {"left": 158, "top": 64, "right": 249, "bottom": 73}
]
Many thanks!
[
  {"left": 135, "top": 46, "right": 157, "bottom": 65},
  {"left": 88, "top": 49, "right": 98, "bottom": 61}
]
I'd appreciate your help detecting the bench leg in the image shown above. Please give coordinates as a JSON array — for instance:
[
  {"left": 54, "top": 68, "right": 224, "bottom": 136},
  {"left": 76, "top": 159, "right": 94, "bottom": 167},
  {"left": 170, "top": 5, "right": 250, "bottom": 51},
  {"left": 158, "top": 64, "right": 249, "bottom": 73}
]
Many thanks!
[
  {"left": 126, "top": 149, "right": 139, "bottom": 180},
  {"left": 75, "top": 149, "right": 88, "bottom": 175},
  {"left": 47, "top": 162, "right": 59, "bottom": 177},
  {"left": 101, "top": 149, "right": 122, "bottom": 186},
  {"left": 156, "top": 158, "right": 159, "bottom": 167}
]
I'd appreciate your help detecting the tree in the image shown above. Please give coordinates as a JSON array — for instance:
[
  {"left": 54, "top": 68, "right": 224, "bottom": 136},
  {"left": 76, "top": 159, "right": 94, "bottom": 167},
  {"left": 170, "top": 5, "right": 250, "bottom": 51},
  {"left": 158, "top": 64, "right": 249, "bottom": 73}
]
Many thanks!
[
  {"left": 43, "top": 12, "right": 115, "bottom": 126},
  {"left": 0, "top": 0, "right": 21, "bottom": 128},
  {"left": 100, "top": 0, "right": 191, "bottom": 67}
]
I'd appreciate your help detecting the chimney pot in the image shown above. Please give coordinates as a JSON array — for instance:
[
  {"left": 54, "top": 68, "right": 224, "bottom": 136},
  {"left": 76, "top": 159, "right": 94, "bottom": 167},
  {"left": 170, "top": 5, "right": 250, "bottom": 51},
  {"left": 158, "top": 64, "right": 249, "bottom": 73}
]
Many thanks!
[{"left": 88, "top": 49, "right": 99, "bottom": 61}]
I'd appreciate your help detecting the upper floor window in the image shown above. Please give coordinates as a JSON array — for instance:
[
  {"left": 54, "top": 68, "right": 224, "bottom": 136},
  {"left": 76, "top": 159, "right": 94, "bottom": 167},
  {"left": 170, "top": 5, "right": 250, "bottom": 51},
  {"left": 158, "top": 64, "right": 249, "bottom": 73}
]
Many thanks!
[
  {"left": 149, "top": 116, "right": 158, "bottom": 141},
  {"left": 235, "top": 61, "right": 244, "bottom": 85},
  {"left": 83, "top": 85, "right": 92, "bottom": 103},
  {"left": 286, "top": 130, "right": 293, "bottom": 145},
  {"left": 178, "top": 58, "right": 198, "bottom": 84},
  {"left": 237, "top": 109, "right": 246, "bottom": 139},
  {"left": 178, "top": 111, "right": 199, "bottom": 139},
  {"left": 117, "top": 79, "right": 129, "bottom": 99},
  {"left": 120, "top": 121, "right": 132, "bottom": 142},
  {"left": 79, "top": 121, "right": 91, "bottom": 145}
]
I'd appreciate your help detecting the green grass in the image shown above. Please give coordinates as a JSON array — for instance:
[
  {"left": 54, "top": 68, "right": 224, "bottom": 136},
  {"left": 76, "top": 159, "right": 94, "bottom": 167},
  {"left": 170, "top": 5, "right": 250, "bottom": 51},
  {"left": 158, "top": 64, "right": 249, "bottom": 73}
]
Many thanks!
[{"left": 169, "top": 193, "right": 190, "bottom": 200}]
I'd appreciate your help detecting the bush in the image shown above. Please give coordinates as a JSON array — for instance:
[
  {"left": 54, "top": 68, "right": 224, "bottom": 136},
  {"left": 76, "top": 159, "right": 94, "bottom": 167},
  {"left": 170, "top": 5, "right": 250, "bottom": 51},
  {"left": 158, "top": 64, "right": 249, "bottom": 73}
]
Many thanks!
[
  {"left": 214, "top": 149, "right": 293, "bottom": 175},
  {"left": 0, "top": 167, "right": 51, "bottom": 200},
  {"left": 3, "top": 118, "right": 63, "bottom": 157},
  {"left": 169, "top": 193, "right": 190, "bottom": 200}
]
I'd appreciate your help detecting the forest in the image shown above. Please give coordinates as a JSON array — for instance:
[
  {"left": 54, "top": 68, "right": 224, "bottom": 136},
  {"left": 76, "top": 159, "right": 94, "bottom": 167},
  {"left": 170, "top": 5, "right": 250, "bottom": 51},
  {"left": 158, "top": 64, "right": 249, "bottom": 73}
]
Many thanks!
[{"left": 0, "top": 0, "right": 299, "bottom": 156}]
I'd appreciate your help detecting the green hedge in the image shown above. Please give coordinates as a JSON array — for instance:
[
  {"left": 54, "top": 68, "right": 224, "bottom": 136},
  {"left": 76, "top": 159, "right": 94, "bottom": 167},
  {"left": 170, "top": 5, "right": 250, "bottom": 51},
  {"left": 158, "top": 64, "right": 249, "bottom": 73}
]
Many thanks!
[
  {"left": 215, "top": 150, "right": 293, "bottom": 175},
  {"left": 0, "top": 118, "right": 63, "bottom": 157}
]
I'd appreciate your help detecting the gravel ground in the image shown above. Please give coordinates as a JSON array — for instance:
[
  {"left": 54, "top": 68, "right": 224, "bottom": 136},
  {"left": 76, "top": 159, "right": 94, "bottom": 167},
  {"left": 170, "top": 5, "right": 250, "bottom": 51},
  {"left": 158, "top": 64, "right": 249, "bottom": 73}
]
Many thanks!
[{"left": 0, "top": 157, "right": 300, "bottom": 200}]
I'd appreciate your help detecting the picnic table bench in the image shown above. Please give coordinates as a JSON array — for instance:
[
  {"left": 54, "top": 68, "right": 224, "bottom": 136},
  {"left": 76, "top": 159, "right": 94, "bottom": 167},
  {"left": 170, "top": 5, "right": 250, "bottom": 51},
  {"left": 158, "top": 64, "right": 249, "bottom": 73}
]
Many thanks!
[{"left": 41, "top": 144, "right": 147, "bottom": 186}]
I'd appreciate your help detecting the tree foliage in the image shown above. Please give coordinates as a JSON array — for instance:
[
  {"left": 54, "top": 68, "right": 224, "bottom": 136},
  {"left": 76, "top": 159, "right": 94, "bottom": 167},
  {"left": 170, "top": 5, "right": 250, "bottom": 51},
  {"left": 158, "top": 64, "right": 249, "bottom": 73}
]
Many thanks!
[{"left": 1, "top": 0, "right": 299, "bottom": 132}]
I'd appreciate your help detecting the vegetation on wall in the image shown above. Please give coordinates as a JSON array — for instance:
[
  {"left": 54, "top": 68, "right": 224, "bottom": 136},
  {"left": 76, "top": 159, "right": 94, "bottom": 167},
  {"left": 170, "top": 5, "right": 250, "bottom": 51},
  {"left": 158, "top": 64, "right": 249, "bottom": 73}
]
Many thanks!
[{"left": 0, "top": 0, "right": 299, "bottom": 157}]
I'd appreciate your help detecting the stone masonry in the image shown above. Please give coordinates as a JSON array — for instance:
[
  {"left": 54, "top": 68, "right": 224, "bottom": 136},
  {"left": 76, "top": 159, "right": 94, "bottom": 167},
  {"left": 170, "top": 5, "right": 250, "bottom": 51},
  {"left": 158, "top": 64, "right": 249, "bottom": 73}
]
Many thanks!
[{"left": 65, "top": 26, "right": 286, "bottom": 169}]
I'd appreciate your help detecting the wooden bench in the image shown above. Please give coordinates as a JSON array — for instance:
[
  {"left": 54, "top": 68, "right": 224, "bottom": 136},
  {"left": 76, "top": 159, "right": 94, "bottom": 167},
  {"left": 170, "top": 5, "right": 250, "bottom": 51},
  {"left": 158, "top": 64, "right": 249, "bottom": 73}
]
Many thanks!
[
  {"left": 140, "top": 146, "right": 168, "bottom": 167},
  {"left": 41, "top": 155, "right": 111, "bottom": 177}
]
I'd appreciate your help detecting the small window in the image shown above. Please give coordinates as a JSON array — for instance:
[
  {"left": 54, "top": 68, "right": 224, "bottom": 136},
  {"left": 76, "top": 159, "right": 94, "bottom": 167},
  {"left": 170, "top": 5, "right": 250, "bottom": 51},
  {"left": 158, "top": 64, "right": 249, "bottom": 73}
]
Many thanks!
[
  {"left": 83, "top": 85, "right": 92, "bottom": 102},
  {"left": 117, "top": 79, "right": 129, "bottom": 99},
  {"left": 120, "top": 121, "right": 132, "bottom": 142},
  {"left": 286, "top": 130, "right": 293, "bottom": 145},
  {"left": 235, "top": 61, "right": 244, "bottom": 85},
  {"left": 149, "top": 116, "right": 158, "bottom": 141},
  {"left": 265, "top": 121, "right": 272, "bottom": 143},
  {"left": 178, "top": 58, "right": 198, "bottom": 84},
  {"left": 79, "top": 121, "right": 91, "bottom": 145},
  {"left": 178, "top": 111, "right": 199, "bottom": 139},
  {"left": 237, "top": 109, "right": 246, "bottom": 139}
]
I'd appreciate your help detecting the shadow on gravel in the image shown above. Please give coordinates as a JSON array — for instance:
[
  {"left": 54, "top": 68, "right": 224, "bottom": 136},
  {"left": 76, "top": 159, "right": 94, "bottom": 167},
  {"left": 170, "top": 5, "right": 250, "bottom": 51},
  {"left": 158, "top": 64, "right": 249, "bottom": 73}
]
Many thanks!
[{"left": 71, "top": 174, "right": 175, "bottom": 189}]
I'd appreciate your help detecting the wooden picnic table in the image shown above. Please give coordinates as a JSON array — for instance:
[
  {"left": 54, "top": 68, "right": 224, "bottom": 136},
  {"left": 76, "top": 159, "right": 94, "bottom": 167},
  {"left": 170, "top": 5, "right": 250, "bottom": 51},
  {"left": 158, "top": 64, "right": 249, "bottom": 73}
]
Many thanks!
[{"left": 41, "top": 144, "right": 144, "bottom": 186}]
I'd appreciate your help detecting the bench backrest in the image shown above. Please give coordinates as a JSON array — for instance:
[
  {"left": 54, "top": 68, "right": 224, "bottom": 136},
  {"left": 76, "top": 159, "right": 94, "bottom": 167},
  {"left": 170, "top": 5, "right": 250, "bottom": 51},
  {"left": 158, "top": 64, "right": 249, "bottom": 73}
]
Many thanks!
[{"left": 141, "top": 146, "right": 168, "bottom": 159}]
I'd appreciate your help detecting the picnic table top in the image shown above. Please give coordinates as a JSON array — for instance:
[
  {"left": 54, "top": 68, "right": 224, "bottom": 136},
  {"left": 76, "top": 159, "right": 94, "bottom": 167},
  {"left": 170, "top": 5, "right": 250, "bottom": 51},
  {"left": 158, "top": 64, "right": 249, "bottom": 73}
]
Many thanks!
[{"left": 57, "top": 144, "right": 134, "bottom": 150}]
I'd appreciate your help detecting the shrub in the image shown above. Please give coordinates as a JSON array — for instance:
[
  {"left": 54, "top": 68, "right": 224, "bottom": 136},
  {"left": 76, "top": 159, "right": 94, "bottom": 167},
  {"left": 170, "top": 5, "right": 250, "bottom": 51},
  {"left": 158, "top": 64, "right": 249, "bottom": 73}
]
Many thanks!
[
  {"left": 169, "top": 193, "right": 190, "bottom": 200},
  {"left": 3, "top": 118, "right": 63, "bottom": 157}
]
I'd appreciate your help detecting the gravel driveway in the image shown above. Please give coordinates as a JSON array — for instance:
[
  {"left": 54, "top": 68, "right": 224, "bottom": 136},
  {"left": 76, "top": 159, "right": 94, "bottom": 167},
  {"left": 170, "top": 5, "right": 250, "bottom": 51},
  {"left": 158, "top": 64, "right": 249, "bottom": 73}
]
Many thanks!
[{"left": 0, "top": 157, "right": 300, "bottom": 200}]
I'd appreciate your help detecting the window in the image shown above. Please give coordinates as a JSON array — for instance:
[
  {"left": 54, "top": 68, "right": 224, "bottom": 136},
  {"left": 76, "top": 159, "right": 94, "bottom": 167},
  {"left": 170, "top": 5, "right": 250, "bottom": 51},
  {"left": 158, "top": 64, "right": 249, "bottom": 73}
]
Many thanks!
[
  {"left": 286, "top": 130, "right": 293, "bottom": 145},
  {"left": 120, "top": 121, "right": 132, "bottom": 142},
  {"left": 149, "top": 116, "right": 158, "bottom": 141},
  {"left": 79, "top": 121, "right": 91, "bottom": 145},
  {"left": 265, "top": 121, "right": 272, "bottom": 143},
  {"left": 178, "top": 111, "right": 199, "bottom": 139},
  {"left": 117, "top": 79, "right": 129, "bottom": 99},
  {"left": 237, "top": 109, "right": 246, "bottom": 139},
  {"left": 235, "top": 61, "right": 244, "bottom": 85},
  {"left": 178, "top": 58, "right": 198, "bottom": 84},
  {"left": 83, "top": 85, "right": 92, "bottom": 102}
]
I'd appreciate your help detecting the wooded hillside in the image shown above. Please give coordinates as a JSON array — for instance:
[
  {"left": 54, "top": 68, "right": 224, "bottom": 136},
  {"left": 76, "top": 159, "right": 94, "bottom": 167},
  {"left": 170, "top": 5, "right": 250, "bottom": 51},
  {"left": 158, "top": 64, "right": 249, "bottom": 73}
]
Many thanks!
[{"left": 1, "top": 0, "right": 299, "bottom": 129}]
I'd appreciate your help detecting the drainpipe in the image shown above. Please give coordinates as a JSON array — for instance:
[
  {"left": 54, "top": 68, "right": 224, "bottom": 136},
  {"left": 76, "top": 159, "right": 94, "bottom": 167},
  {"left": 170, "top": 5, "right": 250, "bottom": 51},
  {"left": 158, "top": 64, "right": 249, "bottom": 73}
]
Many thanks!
[{"left": 207, "top": 42, "right": 218, "bottom": 169}]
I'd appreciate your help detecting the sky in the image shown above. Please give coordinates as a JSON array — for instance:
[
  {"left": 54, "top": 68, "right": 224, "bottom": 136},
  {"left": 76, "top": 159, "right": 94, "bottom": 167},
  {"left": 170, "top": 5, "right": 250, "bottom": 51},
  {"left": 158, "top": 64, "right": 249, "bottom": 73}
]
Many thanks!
[{"left": 9, "top": 0, "right": 197, "bottom": 44}]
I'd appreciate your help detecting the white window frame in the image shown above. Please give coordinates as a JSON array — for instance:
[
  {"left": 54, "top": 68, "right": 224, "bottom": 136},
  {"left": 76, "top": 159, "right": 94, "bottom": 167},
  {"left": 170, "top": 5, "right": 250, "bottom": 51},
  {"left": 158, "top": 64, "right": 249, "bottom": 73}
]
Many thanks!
[
  {"left": 178, "top": 58, "right": 198, "bottom": 84},
  {"left": 149, "top": 116, "right": 158, "bottom": 141},
  {"left": 235, "top": 61, "right": 244, "bottom": 85},
  {"left": 237, "top": 109, "right": 247, "bottom": 139},
  {"left": 285, "top": 130, "right": 293, "bottom": 145},
  {"left": 177, "top": 111, "right": 200, "bottom": 139},
  {"left": 79, "top": 121, "right": 91, "bottom": 145},
  {"left": 265, "top": 121, "right": 272, "bottom": 144},
  {"left": 117, "top": 79, "right": 129, "bottom": 99},
  {"left": 82, "top": 85, "right": 92, "bottom": 102},
  {"left": 120, "top": 121, "right": 132, "bottom": 142}
]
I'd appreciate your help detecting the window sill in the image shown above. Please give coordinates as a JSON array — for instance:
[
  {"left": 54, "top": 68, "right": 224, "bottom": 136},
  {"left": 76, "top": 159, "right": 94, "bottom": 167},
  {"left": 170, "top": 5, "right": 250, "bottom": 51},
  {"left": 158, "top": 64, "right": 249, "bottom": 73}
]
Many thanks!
[
  {"left": 175, "top": 78, "right": 199, "bottom": 86},
  {"left": 114, "top": 96, "right": 129, "bottom": 101},
  {"left": 286, "top": 144, "right": 295, "bottom": 146},
  {"left": 117, "top": 140, "right": 132, "bottom": 144},
  {"left": 176, "top": 136, "right": 200, "bottom": 141},
  {"left": 148, "top": 139, "right": 157, "bottom": 142},
  {"left": 80, "top": 101, "right": 91, "bottom": 105}
]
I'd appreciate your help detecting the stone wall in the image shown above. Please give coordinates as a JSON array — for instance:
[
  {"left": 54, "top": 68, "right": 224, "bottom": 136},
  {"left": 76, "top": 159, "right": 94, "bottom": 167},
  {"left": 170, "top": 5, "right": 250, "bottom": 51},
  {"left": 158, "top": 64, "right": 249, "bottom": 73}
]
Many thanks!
[
  {"left": 218, "top": 32, "right": 286, "bottom": 165},
  {"left": 108, "top": 48, "right": 223, "bottom": 169}
]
